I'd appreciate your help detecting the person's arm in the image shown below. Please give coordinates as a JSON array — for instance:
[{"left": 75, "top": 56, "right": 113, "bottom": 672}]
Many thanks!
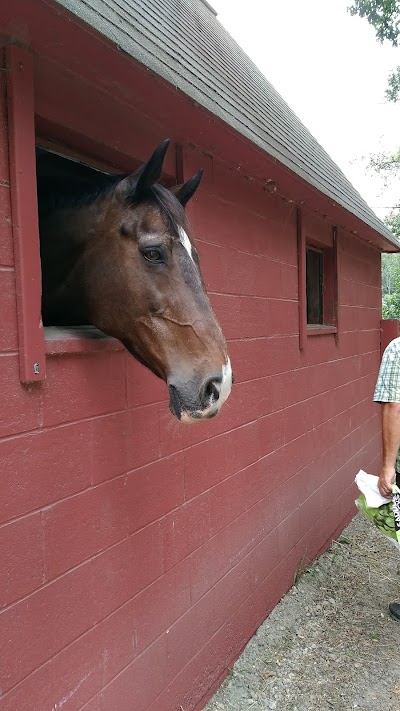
[{"left": 378, "top": 402, "right": 400, "bottom": 497}]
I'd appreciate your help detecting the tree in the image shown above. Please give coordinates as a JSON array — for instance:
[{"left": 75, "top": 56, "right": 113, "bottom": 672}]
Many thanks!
[
  {"left": 368, "top": 147, "right": 400, "bottom": 313},
  {"left": 348, "top": 1, "right": 400, "bottom": 44},
  {"left": 367, "top": 144, "right": 400, "bottom": 314},
  {"left": 385, "top": 210, "right": 400, "bottom": 239},
  {"left": 369, "top": 147, "right": 400, "bottom": 181},
  {"left": 381, "top": 216, "right": 400, "bottom": 316},
  {"left": 349, "top": 1, "right": 400, "bottom": 315},
  {"left": 386, "top": 65, "right": 400, "bottom": 101},
  {"left": 348, "top": 1, "right": 400, "bottom": 100}
]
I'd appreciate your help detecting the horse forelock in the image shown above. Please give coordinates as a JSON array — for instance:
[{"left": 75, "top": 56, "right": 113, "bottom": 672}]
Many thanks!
[{"left": 148, "top": 184, "right": 187, "bottom": 238}]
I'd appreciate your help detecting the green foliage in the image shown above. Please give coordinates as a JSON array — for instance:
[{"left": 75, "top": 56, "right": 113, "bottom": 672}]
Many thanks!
[
  {"left": 385, "top": 210, "right": 400, "bottom": 238},
  {"left": 381, "top": 214, "right": 400, "bottom": 317},
  {"left": 382, "top": 251, "right": 400, "bottom": 293},
  {"left": 369, "top": 147, "right": 400, "bottom": 181},
  {"left": 348, "top": 0, "right": 400, "bottom": 45},
  {"left": 383, "top": 291, "right": 400, "bottom": 317},
  {"left": 386, "top": 65, "right": 400, "bottom": 100}
]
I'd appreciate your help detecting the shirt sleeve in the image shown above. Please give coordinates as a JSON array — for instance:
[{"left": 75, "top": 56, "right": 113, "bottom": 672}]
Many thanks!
[{"left": 374, "top": 341, "right": 400, "bottom": 403}]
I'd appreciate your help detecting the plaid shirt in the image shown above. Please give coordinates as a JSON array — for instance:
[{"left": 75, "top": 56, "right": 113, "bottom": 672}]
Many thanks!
[{"left": 374, "top": 337, "right": 400, "bottom": 472}]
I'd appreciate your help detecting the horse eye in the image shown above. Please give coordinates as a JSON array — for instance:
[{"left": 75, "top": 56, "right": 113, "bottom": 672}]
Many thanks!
[{"left": 142, "top": 248, "right": 163, "bottom": 263}]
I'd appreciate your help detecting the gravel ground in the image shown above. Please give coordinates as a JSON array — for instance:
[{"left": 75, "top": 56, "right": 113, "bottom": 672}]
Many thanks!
[{"left": 204, "top": 513, "right": 400, "bottom": 711}]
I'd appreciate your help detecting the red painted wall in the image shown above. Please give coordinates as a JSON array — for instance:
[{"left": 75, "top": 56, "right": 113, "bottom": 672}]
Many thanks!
[{"left": 0, "top": 7, "right": 384, "bottom": 711}]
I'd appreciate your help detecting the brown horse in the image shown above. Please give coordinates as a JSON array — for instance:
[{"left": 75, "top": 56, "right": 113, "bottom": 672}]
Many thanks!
[{"left": 38, "top": 140, "right": 232, "bottom": 423}]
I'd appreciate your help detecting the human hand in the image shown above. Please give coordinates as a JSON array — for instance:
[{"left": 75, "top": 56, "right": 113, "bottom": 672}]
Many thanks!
[{"left": 378, "top": 467, "right": 396, "bottom": 498}]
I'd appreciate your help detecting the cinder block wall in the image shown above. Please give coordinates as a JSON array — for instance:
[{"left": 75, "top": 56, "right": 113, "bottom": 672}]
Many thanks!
[{"left": 0, "top": 50, "right": 382, "bottom": 711}]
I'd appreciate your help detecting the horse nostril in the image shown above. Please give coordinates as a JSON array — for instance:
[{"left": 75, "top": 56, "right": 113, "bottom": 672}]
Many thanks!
[{"left": 203, "top": 375, "right": 222, "bottom": 405}]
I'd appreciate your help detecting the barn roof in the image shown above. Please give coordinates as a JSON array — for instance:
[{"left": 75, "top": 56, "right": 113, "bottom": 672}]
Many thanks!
[{"left": 54, "top": 0, "right": 397, "bottom": 246}]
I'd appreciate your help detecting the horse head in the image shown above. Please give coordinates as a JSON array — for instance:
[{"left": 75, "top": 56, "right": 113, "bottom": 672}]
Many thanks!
[{"left": 39, "top": 140, "right": 232, "bottom": 422}]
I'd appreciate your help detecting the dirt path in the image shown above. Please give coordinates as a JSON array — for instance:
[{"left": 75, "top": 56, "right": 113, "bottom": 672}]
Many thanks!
[{"left": 204, "top": 513, "right": 400, "bottom": 711}]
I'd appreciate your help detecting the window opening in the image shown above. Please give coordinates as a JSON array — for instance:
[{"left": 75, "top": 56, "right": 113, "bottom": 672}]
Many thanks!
[
  {"left": 306, "top": 246, "right": 323, "bottom": 325},
  {"left": 36, "top": 146, "right": 117, "bottom": 340}
]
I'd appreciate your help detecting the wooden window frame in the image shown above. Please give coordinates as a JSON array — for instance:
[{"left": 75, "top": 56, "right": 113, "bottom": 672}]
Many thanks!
[
  {"left": 6, "top": 45, "right": 46, "bottom": 382},
  {"left": 297, "top": 208, "right": 339, "bottom": 350},
  {"left": 6, "top": 44, "right": 180, "bottom": 381}
]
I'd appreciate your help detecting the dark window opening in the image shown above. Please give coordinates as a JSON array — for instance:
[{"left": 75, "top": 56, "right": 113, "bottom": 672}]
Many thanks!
[
  {"left": 36, "top": 146, "right": 115, "bottom": 339},
  {"left": 305, "top": 240, "right": 336, "bottom": 330},
  {"left": 36, "top": 146, "right": 110, "bottom": 181},
  {"left": 36, "top": 146, "right": 114, "bottom": 224},
  {"left": 306, "top": 247, "right": 323, "bottom": 325}
]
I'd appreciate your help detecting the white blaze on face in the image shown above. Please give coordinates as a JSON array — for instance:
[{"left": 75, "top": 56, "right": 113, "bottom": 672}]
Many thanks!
[
  {"left": 219, "top": 357, "right": 232, "bottom": 407},
  {"left": 178, "top": 226, "right": 194, "bottom": 262}
]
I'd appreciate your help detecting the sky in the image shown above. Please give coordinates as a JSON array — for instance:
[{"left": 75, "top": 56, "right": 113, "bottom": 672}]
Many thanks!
[{"left": 211, "top": 0, "right": 400, "bottom": 220}]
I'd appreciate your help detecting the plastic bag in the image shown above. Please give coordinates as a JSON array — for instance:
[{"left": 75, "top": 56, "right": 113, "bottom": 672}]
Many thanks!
[{"left": 355, "top": 470, "right": 400, "bottom": 550}]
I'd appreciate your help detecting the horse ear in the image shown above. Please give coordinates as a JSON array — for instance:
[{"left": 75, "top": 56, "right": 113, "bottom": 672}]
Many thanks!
[
  {"left": 118, "top": 139, "right": 170, "bottom": 201},
  {"left": 173, "top": 170, "right": 203, "bottom": 206},
  {"left": 135, "top": 139, "right": 170, "bottom": 195}
]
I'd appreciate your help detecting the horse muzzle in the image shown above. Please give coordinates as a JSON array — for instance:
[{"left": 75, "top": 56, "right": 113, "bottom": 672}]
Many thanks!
[{"left": 168, "top": 359, "right": 232, "bottom": 423}]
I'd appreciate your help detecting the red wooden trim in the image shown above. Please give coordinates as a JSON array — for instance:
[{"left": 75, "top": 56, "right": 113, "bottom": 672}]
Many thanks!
[
  {"left": 44, "top": 327, "right": 124, "bottom": 355},
  {"left": 297, "top": 207, "right": 306, "bottom": 350},
  {"left": 306, "top": 325, "right": 337, "bottom": 336},
  {"left": 6, "top": 45, "right": 46, "bottom": 382},
  {"left": 333, "top": 225, "right": 339, "bottom": 343},
  {"left": 36, "top": 135, "right": 123, "bottom": 175},
  {"left": 175, "top": 143, "right": 184, "bottom": 185}
]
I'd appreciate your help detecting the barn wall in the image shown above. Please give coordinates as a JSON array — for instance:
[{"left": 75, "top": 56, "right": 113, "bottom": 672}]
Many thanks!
[{"left": 0, "top": 44, "right": 383, "bottom": 711}]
